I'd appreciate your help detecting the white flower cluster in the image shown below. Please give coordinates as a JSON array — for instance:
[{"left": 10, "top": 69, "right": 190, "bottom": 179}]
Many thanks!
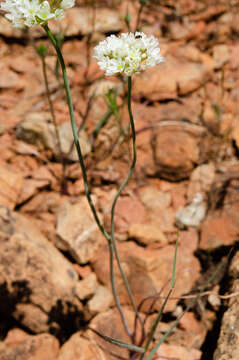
[
  {"left": 93, "top": 32, "right": 164, "bottom": 76},
  {"left": 0, "top": 0, "right": 74, "bottom": 27}
]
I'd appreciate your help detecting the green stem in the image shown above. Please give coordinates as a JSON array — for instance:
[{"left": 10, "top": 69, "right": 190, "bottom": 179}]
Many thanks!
[
  {"left": 142, "top": 237, "right": 178, "bottom": 355},
  {"left": 144, "top": 257, "right": 225, "bottom": 360},
  {"left": 110, "top": 76, "right": 143, "bottom": 328},
  {"left": 41, "top": 54, "right": 66, "bottom": 192},
  {"left": 43, "top": 23, "right": 131, "bottom": 337}
]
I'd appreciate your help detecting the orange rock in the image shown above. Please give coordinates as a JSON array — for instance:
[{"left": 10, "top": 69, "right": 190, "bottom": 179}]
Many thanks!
[
  {"left": 0, "top": 334, "right": 59, "bottom": 360},
  {"left": 92, "top": 241, "right": 200, "bottom": 312},
  {"left": 56, "top": 198, "right": 104, "bottom": 264},
  {"left": 4, "top": 328, "right": 30, "bottom": 346},
  {"left": 133, "top": 56, "right": 208, "bottom": 101},
  {"left": 0, "top": 164, "right": 23, "bottom": 209},
  {"left": 154, "top": 124, "right": 204, "bottom": 180},
  {"left": 0, "top": 206, "right": 82, "bottom": 333},
  {"left": 0, "top": 64, "right": 25, "bottom": 90},
  {"left": 58, "top": 332, "right": 110, "bottom": 360},
  {"left": 156, "top": 343, "right": 202, "bottom": 360},
  {"left": 88, "top": 308, "right": 138, "bottom": 359},
  {"left": 200, "top": 203, "right": 239, "bottom": 250}
]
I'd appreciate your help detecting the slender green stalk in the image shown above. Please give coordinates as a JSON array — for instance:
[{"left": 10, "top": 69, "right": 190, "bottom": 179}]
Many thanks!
[
  {"left": 43, "top": 23, "right": 108, "bottom": 241},
  {"left": 43, "top": 23, "right": 131, "bottom": 337},
  {"left": 142, "top": 237, "right": 178, "bottom": 357},
  {"left": 40, "top": 53, "right": 67, "bottom": 192},
  {"left": 110, "top": 76, "right": 143, "bottom": 328},
  {"left": 144, "top": 260, "right": 225, "bottom": 360}
]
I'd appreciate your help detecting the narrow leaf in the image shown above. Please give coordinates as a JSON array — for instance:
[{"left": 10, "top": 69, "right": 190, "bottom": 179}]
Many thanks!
[
  {"left": 145, "top": 261, "right": 225, "bottom": 360},
  {"left": 90, "top": 328, "right": 145, "bottom": 353}
]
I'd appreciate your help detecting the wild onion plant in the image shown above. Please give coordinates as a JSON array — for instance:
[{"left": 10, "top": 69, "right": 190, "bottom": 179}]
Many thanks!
[{"left": 0, "top": 1, "right": 213, "bottom": 358}]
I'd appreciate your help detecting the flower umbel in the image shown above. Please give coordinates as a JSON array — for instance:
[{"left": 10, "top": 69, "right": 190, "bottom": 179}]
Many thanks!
[
  {"left": 0, "top": 0, "right": 75, "bottom": 27},
  {"left": 93, "top": 32, "right": 164, "bottom": 76}
]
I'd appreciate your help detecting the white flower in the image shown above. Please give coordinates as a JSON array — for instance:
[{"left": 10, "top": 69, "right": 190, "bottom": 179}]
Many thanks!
[
  {"left": 54, "top": 8, "right": 65, "bottom": 20},
  {"left": 93, "top": 32, "right": 164, "bottom": 76},
  {"left": 0, "top": 0, "right": 74, "bottom": 27},
  {"left": 38, "top": 1, "right": 56, "bottom": 21}
]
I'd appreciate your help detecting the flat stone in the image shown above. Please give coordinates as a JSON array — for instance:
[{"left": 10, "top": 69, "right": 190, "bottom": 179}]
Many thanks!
[
  {"left": 0, "top": 165, "right": 23, "bottom": 209},
  {"left": 133, "top": 56, "right": 208, "bottom": 100},
  {"left": 88, "top": 308, "right": 136, "bottom": 359},
  {"left": 58, "top": 122, "right": 91, "bottom": 161},
  {"left": 153, "top": 123, "right": 205, "bottom": 180},
  {"left": 92, "top": 241, "right": 201, "bottom": 312},
  {"left": 56, "top": 198, "right": 104, "bottom": 264},
  {"left": 0, "top": 334, "right": 59, "bottom": 360},
  {"left": 0, "top": 64, "right": 24, "bottom": 89},
  {"left": 57, "top": 332, "right": 110, "bottom": 360},
  {"left": 16, "top": 112, "right": 56, "bottom": 151},
  {"left": 0, "top": 206, "right": 82, "bottom": 333},
  {"left": 88, "top": 285, "right": 113, "bottom": 315},
  {"left": 156, "top": 343, "right": 202, "bottom": 360},
  {"left": 200, "top": 201, "right": 239, "bottom": 250},
  {"left": 51, "top": 7, "right": 123, "bottom": 36},
  {"left": 75, "top": 273, "right": 98, "bottom": 300}
]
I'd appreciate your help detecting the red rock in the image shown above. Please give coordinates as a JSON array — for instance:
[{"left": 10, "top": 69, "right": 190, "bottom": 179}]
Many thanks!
[
  {"left": 75, "top": 273, "right": 97, "bottom": 300},
  {"left": 73, "top": 264, "right": 92, "bottom": 279},
  {"left": 88, "top": 308, "right": 137, "bottom": 359},
  {"left": 58, "top": 122, "right": 91, "bottom": 161},
  {"left": 190, "top": 4, "right": 226, "bottom": 22},
  {"left": 153, "top": 123, "right": 205, "bottom": 180},
  {"left": 128, "top": 223, "right": 168, "bottom": 246},
  {"left": 169, "top": 21, "right": 190, "bottom": 40},
  {"left": 4, "top": 328, "right": 30, "bottom": 346},
  {"left": 200, "top": 203, "right": 239, "bottom": 250},
  {"left": 18, "top": 178, "right": 50, "bottom": 204},
  {"left": 92, "top": 241, "right": 200, "bottom": 312},
  {"left": 133, "top": 56, "right": 208, "bottom": 100},
  {"left": 113, "top": 195, "right": 147, "bottom": 238},
  {"left": 57, "top": 332, "right": 110, "bottom": 360},
  {"left": 0, "top": 64, "right": 24, "bottom": 89},
  {"left": 0, "top": 206, "right": 82, "bottom": 333},
  {"left": 20, "top": 191, "right": 62, "bottom": 213},
  {"left": 52, "top": 7, "right": 123, "bottom": 36},
  {"left": 179, "top": 229, "right": 198, "bottom": 253},
  {"left": 10, "top": 56, "right": 36, "bottom": 74},
  {"left": 87, "top": 285, "right": 113, "bottom": 315},
  {"left": 0, "top": 164, "right": 23, "bottom": 209},
  {"left": 56, "top": 198, "right": 104, "bottom": 264},
  {"left": 213, "top": 44, "right": 230, "bottom": 69},
  {"left": 156, "top": 343, "right": 202, "bottom": 360},
  {"left": 186, "top": 20, "right": 207, "bottom": 40},
  {"left": 179, "top": 312, "right": 205, "bottom": 336},
  {"left": 138, "top": 186, "right": 175, "bottom": 234},
  {"left": 0, "top": 334, "right": 59, "bottom": 360},
  {"left": 230, "top": 43, "right": 239, "bottom": 70}
]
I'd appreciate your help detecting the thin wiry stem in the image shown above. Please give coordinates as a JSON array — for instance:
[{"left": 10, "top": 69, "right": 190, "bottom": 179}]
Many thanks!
[
  {"left": 40, "top": 54, "right": 67, "bottom": 193},
  {"left": 43, "top": 23, "right": 131, "bottom": 337},
  {"left": 110, "top": 76, "right": 144, "bottom": 333}
]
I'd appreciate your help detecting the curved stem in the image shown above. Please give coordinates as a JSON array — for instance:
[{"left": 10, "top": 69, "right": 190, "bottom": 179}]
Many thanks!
[
  {"left": 43, "top": 23, "right": 108, "bottom": 240},
  {"left": 111, "top": 76, "right": 143, "bottom": 328},
  {"left": 43, "top": 23, "right": 131, "bottom": 336}
]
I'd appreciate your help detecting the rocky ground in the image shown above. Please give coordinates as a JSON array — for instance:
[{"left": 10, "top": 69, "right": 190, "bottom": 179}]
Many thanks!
[{"left": 0, "top": 0, "right": 239, "bottom": 359}]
